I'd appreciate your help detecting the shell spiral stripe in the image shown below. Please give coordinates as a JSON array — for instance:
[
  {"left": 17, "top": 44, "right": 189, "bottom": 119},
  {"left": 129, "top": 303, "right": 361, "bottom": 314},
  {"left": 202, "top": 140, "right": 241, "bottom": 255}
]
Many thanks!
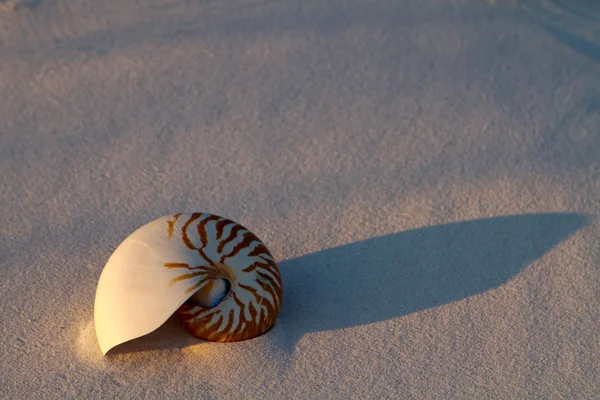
[{"left": 164, "top": 213, "right": 282, "bottom": 342}]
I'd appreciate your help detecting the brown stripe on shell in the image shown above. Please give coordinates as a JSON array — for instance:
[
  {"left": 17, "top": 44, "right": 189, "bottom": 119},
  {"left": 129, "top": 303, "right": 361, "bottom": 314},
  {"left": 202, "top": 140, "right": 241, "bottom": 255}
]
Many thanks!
[
  {"left": 238, "top": 282, "right": 263, "bottom": 304},
  {"left": 178, "top": 305, "right": 202, "bottom": 320},
  {"left": 247, "top": 244, "right": 272, "bottom": 258},
  {"left": 248, "top": 302, "right": 258, "bottom": 326},
  {"left": 164, "top": 262, "right": 192, "bottom": 269},
  {"left": 215, "top": 218, "right": 233, "bottom": 240},
  {"left": 183, "top": 277, "right": 213, "bottom": 294},
  {"left": 241, "top": 261, "right": 268, "bottom": 273},
  {"left": 221, "top": 309, "right": 235, "bottom": 338},
  {"left": 170, "top": 273, "right": 209, "bottom": 285},
  {"left": 220, "top": 231, "right": 258, "bottom": 261},
  {"left": 179, "top": 213, "right": 213, "bottom": 265},
  {"left": 204, "top": 315, "right": 224, "bottom": 339},
  {"left": 257, "top": 270, "right": 281, "bottom": 293},
  {"left": 167, "top": 213, "right": 181, "bottom": 239},
  {"left": 217, "top": 224, "right": 244, "bottom": 254},
  {"left": 164, "top": 263, "right": 212, "bottom": 273},
  {"left": 197, "top": 214, "right": 220, "bottom": 247},
  {"left": 262, "top": 259, "right": 282, "bottom": 286},
  {"left": 255, "top": 278, "right": 279, "bottom": 310},
  {"left": 181, "top": 213, "right": 202, "bottom": 250}
]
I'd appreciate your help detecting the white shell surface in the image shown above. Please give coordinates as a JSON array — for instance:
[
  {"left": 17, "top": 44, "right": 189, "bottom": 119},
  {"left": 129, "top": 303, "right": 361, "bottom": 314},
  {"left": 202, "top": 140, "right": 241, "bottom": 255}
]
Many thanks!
[{"left": 94, "top": 216, "right": 202, "bottom": 355}]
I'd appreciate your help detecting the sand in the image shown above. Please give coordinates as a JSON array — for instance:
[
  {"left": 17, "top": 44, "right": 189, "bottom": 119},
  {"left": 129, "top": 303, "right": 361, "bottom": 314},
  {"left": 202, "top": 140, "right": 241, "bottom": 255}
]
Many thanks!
[{"left": 1, "top": 0, "right": 599, "bottom": 398}]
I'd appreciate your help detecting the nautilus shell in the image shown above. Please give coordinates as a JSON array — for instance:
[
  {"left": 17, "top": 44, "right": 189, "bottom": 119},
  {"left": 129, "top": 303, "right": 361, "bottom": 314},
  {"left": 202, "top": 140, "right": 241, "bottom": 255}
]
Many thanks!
[{"left": 94, "top": 213, "right": 282, "bottom": 355}]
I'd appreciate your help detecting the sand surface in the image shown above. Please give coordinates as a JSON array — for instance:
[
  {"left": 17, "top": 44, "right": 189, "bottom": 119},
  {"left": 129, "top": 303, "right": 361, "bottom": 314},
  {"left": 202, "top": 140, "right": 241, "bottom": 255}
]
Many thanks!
[{"left": 1, "top": 0, "right": 599, "bottom": 398}]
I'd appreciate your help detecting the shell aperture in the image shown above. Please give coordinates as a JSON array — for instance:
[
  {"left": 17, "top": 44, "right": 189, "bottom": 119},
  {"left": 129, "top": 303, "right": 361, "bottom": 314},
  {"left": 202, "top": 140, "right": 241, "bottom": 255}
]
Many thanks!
[
  {"left": 189, "top": 277, "right": 230, "bottom": 308},
  {"left": 94, "top": 213, "right": 282, "bottom": 355}
]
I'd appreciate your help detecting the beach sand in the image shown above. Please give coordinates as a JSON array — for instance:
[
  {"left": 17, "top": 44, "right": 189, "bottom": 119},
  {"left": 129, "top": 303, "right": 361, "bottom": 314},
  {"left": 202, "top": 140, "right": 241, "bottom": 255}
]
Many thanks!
[{"left": 1, "top": 0, "right": 599, "bottom": 398}]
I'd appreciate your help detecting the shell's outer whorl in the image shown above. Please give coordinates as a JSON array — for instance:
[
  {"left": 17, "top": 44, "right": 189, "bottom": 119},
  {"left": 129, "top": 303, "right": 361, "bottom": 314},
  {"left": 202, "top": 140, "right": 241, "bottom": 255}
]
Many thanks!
[
  {"left": 166, "top": 213, "right": 282, "bottom": 342},
  {"left": 93, "top": 213, "right": 282, "bottom": 355}
]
